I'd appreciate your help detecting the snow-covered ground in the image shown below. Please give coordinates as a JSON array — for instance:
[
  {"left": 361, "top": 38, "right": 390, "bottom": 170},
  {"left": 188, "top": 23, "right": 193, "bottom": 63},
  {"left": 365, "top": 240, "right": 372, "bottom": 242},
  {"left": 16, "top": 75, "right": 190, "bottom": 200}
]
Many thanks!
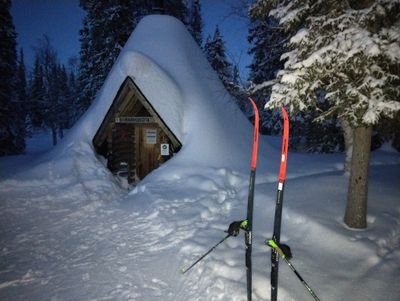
[
  {"left": 1, "top": 15, "right": 399, "bottom": 301},
  {"left": 0, "top": 131, "right": 399, "bottom": 301}
]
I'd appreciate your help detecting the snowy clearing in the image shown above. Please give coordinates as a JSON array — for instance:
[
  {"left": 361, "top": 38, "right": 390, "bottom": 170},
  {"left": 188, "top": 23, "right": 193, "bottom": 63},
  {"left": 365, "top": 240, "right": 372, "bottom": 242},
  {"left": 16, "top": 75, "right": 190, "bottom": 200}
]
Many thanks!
[
  {"left": 1, "top": 15, "right": 399, "bottom": 301},
  {"left": 0, "top": 134, "right": 399, "bottom": 301}
]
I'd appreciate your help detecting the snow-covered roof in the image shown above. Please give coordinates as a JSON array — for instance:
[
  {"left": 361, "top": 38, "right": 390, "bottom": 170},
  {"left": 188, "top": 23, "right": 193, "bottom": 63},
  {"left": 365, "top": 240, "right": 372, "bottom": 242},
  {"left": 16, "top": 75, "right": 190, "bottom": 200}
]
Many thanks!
[{"left": 63, "top": 15, "right": 258, "bottom": 172}]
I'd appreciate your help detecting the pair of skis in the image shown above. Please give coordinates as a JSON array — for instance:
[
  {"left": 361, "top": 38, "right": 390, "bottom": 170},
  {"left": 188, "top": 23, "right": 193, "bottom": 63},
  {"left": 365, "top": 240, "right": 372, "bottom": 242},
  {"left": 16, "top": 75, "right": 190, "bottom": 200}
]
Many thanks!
[
  {"left": 182, "top": 97, "right": 319, "bottom": 301},
  {"left": 181, "top": 97, "right": 259, "bottom": 287}
]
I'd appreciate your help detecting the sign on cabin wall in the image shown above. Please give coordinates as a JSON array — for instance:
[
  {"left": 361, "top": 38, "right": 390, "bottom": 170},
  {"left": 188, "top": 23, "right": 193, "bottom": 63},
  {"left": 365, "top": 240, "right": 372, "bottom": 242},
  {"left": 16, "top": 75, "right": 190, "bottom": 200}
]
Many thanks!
[
  {"left": 145, "top": 129, "right": 157, "bottom": 144},
  {"left": 115, "top": 116, "right": 154, "bottom": 124},
  {"left": 93, "top": 78, "right": 183, "bottom": 184},
  {"left": 160, "top": 144, "right": 169, "bottom": 156}
]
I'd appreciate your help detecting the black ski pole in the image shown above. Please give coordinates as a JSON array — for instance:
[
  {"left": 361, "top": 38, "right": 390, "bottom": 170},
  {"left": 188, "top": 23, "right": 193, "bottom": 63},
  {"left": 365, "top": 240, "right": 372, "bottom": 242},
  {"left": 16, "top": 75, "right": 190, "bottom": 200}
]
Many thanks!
[
  {"left": 267, "top": 239, "right": 321, "bottom": 301},
  {"left": 271, "top": 106, "right": 289, "bottom": 301},
  {"left": 245, "top": 97, "right": 260, "bottom": 301},
  {"left": 181, "top": 233, "right": 231, "bottom": 274},
  {"left": 181, "top": 220, "right": 248, "bottom": 274}
]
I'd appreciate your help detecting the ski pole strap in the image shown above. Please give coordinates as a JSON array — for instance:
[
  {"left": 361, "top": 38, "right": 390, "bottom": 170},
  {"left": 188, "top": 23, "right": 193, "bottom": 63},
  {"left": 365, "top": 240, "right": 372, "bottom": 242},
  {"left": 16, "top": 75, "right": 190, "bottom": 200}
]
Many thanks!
[
  {"left": 268, "top": 240, "right": 321, "bottom": 301},
  {"left": 240, "top": 219, "right": 248, "bottom": 230},
  {"left": 226, "top": 220, "right": 249, "bottom": 237},
  {"left": 267, "top": 239, "right": 292, "bottom": 260}
]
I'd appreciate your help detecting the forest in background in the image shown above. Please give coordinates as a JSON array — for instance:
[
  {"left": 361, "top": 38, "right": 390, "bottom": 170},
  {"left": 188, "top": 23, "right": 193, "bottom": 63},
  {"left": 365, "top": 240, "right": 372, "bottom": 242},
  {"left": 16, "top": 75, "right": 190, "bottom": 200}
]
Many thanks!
[{"left": 1, "top": 0, "right": 399, "bottom": 158}]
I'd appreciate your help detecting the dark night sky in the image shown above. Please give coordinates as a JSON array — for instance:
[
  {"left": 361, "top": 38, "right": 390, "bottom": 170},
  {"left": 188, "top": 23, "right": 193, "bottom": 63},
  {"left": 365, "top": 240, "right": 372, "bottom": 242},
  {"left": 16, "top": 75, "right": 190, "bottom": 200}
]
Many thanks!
[
  {"left": 11, "top": 0, "right": 250, "bottom": 79},
  {"left": 11, "top": 0, "right": 85, "bottom": 71}
]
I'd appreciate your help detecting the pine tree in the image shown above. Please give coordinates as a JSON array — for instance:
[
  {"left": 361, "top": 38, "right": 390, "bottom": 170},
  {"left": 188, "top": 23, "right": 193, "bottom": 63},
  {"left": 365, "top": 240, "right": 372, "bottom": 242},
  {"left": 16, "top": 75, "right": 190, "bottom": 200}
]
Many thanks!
[
  {"left": 77, "top": 0, "right": 190, "bottom": 118},
  {"left": 0, "top": 0, "right": 25, "bottom": 155},
  {"left": 30, "top": 57, "right": 46, "bottom": 128},
  {"left": 16, "top": 48, "right": 28, "bottom": 128},
  {"left": 77, "top": 14, "right": 92, "bottom": 115},
  {"left": 15, "top": 48, "right": 29, "bottom": 142},
  {"left": 56, "top": 65, "right": 71, "bottom": 138},
  {"left": 247, "top": 13, "right": 288, "bottom": 135},
  {"left": 161, "top": 0, "right": 188, "bottom": 21},
  {"left": 256, "top": 0, "right": 400, "bottom": 228},
  {"left": 78, "top": 0, "right": 138, "bottom": 116},
  {"left": 142, "top": 0, "right": 188, "bottom": 22},
  {"left": 67, "top": 66, "right": 80, "bottom": 125},
  {"left": 31, "top": 36, "right": 71, "bottom": 146},
  {"left": 187, "top": 0, "right": 203, "bottom": 46},
  {"left": 204, "top": 26, "right": 234, "bottom": 91}
]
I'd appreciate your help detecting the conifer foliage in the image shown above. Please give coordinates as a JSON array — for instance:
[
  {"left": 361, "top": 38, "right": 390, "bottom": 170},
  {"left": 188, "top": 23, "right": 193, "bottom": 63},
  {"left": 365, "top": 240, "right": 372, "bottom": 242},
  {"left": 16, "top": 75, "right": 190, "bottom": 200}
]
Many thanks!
[
  {"left": 78, "top": 0, "right": 138, "bottom": 116},
  {"left": 29, "top": 37, "right": 73, "bottom": 146},
  {"left": 204, "top": 27, "right": 232, "bottom": 85},
  {"left": 187, "top": 0, "right": 203, "bottom": 46},
  {"left": 0, "top": 0, "right": 25, "bottom": 155},
  {"left": 204, "top": 26, "right": 240, "bottom": 96},
  {"left": 247, "top": 12, "right": 288, "bottom": 135},
  {"left": 252, "top": 0, "right": 400, "bottom": 228},
  {"left": 77, "top": 0, "right": 190, "bottom": 116}
]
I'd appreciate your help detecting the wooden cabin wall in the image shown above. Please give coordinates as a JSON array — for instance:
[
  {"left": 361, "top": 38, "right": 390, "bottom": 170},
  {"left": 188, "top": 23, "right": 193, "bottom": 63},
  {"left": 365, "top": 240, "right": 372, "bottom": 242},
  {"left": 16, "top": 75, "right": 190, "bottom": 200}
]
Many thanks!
[
  {"left": 107, "top": 122, "right": 174, "bottom": 183},
  {"left": 93, "top": 78, "right": 182, "bottom": 184},
  {"left": 136, "top": 124, "right": 162, "bottom": 179},
  {"left": 110, "top": 123, "right": 136, "bottom": 182}
]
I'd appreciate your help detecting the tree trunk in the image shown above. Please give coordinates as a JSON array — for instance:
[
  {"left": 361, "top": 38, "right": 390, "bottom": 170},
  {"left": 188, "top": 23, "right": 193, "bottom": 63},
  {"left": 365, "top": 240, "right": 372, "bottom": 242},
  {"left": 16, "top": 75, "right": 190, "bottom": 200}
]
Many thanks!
[
  {"left": 340, "top": 118, "right": 354, "bottom": 173},
  {"left": 51, "top": 126, "right": 57, "bottom": 146},
  {"left": 344, "top": 125, "right": 372, "bottom": 229}
]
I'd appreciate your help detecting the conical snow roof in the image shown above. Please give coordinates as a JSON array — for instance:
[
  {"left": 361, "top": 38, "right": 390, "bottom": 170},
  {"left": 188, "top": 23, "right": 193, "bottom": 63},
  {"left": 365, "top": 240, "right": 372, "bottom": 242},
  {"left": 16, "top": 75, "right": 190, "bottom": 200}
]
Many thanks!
[{"left": 57, "top": 15, "right": 260, "bottom": 173}]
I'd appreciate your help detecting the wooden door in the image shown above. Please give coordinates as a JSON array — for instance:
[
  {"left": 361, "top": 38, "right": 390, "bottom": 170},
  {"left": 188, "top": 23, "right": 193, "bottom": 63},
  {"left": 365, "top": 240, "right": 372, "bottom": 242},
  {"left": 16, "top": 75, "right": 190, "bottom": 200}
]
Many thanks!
[{"left": 136, "top": 124, "right": 160, "bottom": 179}]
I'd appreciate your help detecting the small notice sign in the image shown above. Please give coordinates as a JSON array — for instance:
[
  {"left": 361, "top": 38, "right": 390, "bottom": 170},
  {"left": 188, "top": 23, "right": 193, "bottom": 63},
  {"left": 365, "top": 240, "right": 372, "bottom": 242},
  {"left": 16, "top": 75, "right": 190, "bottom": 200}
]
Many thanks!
[
  {"left": 115, "top": 116, "right": 154, "bottom": 123},
  {"left": 160, "top": 144, "right": 169, "bottom": 156},
  {"left": 146, "top": 129, "right": 157, "bottom": 144}
]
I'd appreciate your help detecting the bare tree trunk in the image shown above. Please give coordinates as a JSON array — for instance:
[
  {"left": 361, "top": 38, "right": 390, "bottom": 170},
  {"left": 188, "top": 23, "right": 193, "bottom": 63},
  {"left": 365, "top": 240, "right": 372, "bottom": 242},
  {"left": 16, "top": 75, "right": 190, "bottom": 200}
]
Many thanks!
[
  {"left": 344, "top": 125, "right": 372, "bottom": 229},
  {"left": 51, "top": 125, "right": 57, "bottom": 146},
  {"left": 340, "top": 118, "right": 354, "bottom": 173}
]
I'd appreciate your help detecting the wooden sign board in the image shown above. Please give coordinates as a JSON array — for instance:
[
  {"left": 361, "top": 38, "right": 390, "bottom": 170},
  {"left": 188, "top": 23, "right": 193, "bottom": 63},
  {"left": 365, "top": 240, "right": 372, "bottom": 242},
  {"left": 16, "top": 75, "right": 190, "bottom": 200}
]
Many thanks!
[
  {"left": 146, "top": 129, "right": 157, "bottom": 144},
  {"left": 115, "top": 116, "right": 154, "bottom": 124},
  {"left": 160, "top": 144, "right": 169, "bottom": 156}
]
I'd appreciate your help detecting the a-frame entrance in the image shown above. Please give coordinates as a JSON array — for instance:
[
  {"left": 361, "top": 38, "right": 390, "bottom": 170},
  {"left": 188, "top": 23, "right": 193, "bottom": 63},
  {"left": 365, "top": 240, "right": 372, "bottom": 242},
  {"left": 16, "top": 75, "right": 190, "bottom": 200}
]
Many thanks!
[{"left": 93, "top": 77, "right": 182, "bottom": 183}]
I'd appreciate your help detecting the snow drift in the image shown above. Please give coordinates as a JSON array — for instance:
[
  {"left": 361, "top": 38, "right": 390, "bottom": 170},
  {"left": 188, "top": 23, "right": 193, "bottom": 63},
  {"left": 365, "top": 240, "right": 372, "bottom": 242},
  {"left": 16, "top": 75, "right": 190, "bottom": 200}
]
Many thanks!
[{"left": 53, "top": 15, "right": 265, "bottom": 176}]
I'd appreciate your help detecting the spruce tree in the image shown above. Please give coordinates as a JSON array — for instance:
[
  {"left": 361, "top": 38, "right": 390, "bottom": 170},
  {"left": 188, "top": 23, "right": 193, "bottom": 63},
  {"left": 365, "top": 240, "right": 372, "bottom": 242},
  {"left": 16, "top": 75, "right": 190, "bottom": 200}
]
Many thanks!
[
  {"left": 67, "top": 66, "right": 79, "bottom": 125},
  {"left": 0, "top": 0, "right": 25, "bottom": 155},
  {"left": 78, "top": 0, "right": 138, "bottom": 116},
  {"left": 15, "top": 48, "right": 28, "bottom": 143},
  {"left": 56, "top": 65, "right": 71, "bottom": 138},
  {"left": 77, "top": 0, "right": 190, "bottom": 118},
  {"left": 16, "top": 48, "right": 28, "bottom": 129},
  {"left": 167, "top": 0, "right": 188, "bottom": 21},
  {"left": 204, "top": 26, "right": 234, "bottom": 92},
  {"left": 187, "top": 0, "right": 203, "bottom": 46},
  {"left": 30, "top": 57, "right": 46, "bottom": 128},
  {"left": 31, "top": 36, "right": 70, "bottom": 146},
  {"left": 248, "top": 13, "right": 288, "bottom": 135},
  {"left": 255, "top": 0, "right": 400, "bottom": 228}
]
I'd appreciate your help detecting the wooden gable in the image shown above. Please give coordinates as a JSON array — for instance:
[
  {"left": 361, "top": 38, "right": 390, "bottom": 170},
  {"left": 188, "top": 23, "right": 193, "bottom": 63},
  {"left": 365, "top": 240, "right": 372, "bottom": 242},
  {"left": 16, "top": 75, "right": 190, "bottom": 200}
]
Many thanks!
[{"left": 93, "top": 77, "right": 182, "bottom": 183}]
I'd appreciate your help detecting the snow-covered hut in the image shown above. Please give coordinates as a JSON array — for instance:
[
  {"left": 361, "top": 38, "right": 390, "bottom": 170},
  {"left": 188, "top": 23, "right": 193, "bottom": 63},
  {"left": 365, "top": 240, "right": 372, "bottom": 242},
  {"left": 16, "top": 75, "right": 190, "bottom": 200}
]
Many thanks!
[
  {"left": 82, "top": 15, "right": 256, "bottom": 184},
  {"left": 93, "top": 77, "right": 182, "bottom": 183}
]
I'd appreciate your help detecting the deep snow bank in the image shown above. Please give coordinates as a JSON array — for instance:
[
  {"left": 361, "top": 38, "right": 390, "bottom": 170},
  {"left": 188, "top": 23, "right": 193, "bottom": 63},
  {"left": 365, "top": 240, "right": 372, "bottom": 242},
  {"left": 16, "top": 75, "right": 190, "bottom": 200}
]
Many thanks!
[{"left": 44, "top": 15, "right": 269, "bottom": 180}]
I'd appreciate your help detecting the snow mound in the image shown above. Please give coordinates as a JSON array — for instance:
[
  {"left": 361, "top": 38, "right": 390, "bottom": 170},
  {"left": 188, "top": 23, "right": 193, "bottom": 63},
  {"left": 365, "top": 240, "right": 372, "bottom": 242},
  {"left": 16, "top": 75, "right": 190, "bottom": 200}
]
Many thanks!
[{"left": 51, "top": 15, "right": 264, "bottom": 176}]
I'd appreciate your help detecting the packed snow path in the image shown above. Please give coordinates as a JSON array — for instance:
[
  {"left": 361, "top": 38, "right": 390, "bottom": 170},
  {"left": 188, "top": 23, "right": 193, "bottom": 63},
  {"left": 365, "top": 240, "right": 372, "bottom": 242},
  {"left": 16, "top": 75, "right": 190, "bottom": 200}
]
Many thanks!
[{"left": 1, "top": 145, "right": 399, "bottom": 301}]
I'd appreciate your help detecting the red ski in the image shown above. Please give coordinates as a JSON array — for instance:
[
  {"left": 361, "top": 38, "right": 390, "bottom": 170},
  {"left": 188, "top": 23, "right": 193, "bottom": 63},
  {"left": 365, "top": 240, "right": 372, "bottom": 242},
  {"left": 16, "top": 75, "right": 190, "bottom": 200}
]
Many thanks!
[
  {"left": 244, "top": 97, "right": 259, "bottom": 301},
  {"left": 270, "top": 106, "right": 289, "bottom": 301}
]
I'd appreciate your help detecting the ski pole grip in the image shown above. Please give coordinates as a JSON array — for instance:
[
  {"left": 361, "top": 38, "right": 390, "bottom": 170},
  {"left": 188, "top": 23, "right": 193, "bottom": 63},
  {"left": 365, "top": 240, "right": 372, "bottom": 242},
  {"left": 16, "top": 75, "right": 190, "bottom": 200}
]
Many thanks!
[{"left": 267, "top": 239, "right": 286, "bottom": 259}]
